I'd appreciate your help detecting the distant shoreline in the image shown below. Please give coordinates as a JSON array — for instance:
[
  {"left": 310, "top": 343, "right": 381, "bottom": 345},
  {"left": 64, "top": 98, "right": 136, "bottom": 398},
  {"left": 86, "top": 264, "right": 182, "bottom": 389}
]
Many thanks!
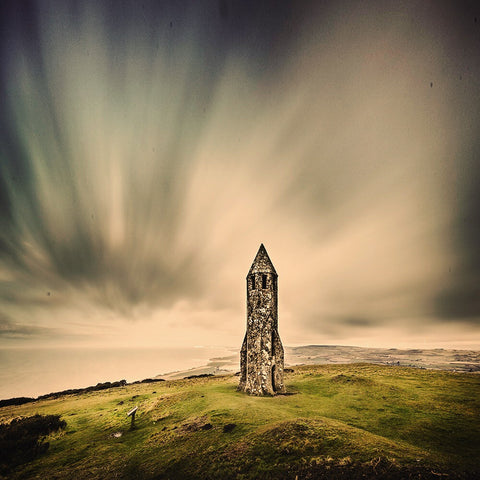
[
  {"left": 162, "top": 344, "right": 480, "bottom": 380},
  {"left": 1, "top": 345, "right": 478, "bottom": 404}
]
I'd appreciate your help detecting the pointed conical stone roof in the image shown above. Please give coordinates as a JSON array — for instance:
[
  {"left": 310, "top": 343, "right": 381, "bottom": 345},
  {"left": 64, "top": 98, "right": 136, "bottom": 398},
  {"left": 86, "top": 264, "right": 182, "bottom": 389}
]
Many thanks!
[{"left": 247, "top": 244, "right": 277, "bottom": 276}]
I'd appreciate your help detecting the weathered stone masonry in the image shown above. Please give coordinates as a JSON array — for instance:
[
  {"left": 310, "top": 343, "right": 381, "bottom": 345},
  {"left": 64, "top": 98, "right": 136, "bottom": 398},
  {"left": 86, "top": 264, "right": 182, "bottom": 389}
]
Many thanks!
[{"left": 238, "top": 244, "right": 285, "bottom": 395}]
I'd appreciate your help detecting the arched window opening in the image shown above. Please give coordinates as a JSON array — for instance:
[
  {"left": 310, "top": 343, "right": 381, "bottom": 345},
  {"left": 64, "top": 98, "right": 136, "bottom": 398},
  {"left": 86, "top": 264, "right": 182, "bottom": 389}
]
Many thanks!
[
  {"left": 262, "top": 274, "right": 267, "bottom": 289},
  {"left": 251, "top": 275, "right": 256, "bottom": 290}
]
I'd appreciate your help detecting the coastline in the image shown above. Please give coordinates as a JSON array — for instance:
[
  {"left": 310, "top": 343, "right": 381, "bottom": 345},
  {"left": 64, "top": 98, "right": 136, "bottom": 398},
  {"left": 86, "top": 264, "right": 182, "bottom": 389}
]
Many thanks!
[
  {"left": 159, "top": 344, "right": 480, "bottom": 381},
  {"left": 1, "top": 345, "right": 479, "bottom": 403}
]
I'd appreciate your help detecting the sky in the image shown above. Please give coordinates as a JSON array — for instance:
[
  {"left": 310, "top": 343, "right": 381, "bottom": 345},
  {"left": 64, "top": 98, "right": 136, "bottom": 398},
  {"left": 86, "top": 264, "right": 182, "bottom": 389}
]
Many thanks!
[{"left": 0, "top": 0, "right": 480, "bottom": 350}]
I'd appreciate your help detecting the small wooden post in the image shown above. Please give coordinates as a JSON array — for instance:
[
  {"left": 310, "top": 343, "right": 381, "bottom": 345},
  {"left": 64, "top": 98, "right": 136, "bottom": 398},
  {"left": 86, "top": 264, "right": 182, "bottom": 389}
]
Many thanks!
[{"left": 127, "top": 406, "right": 138, "bottom": 429}]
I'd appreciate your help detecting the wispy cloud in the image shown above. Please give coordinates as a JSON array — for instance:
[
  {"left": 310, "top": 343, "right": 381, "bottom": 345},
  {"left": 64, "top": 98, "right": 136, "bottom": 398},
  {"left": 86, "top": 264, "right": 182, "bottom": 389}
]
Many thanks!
[
  {"left": 0, "top": 0, "right": 479, "bottom": 348},
  {"left": 0, "top": 313, "right": 59, "bottom": 339}
]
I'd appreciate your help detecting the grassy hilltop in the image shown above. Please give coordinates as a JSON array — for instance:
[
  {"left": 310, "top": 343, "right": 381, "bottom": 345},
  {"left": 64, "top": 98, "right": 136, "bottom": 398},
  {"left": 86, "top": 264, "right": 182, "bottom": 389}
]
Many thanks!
[{"left": 1, "top": 364, "right": 479, "bottom": 479}]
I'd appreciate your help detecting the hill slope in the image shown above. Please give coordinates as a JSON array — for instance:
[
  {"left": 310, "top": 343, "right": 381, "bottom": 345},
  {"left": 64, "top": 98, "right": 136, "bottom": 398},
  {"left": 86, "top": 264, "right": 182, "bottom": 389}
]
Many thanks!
[{"left": 1, "top": 364, "right": 479, "bottom": 479}]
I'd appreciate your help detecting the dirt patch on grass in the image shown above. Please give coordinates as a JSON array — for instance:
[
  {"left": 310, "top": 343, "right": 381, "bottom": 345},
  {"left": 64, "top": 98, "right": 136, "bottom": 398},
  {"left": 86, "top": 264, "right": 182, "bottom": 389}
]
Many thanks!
[
  {"left": 178, "top": 417, "right": 213, "bottom": 433},
  {"left": 331, "top": 374, "right": 375, "bottom": 385}
]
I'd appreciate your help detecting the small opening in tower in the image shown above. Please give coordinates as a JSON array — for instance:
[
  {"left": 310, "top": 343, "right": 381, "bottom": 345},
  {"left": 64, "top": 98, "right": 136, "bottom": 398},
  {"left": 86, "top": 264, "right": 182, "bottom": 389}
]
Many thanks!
[
  {"left": 262, "top": 274, "right": 267, "bottom": 289},
  {"left": 251, "top": 275, "right": 255, "bottom": 289}
]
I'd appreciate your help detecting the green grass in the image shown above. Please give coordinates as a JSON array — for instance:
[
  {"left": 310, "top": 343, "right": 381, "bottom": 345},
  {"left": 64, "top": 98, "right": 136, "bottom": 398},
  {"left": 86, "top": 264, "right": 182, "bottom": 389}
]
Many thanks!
[{"left": 1, "top": 364, "right": 479, "bottom": 479}]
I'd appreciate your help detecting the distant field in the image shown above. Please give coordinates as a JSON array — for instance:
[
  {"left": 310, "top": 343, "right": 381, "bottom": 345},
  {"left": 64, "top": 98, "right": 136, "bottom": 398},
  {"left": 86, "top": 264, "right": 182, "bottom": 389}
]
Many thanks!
[
  {"left": 1, "top": 364, "right": 479, "bottom": 479},
  {"left": 167, "top": 345, "right": 480, "bottom": 381},
  {"left": 285, "top": 345, "right": 480, "bottom": 373}
]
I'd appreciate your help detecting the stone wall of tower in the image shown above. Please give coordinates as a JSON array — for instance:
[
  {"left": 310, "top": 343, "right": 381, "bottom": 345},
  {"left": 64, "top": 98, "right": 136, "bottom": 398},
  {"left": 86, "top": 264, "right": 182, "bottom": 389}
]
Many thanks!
[
  {"left": 238, "top": 245, "right": 285, "bottom": 396},
  {"left": 272, "top": 329, "right": 285, "bottom": 392}
]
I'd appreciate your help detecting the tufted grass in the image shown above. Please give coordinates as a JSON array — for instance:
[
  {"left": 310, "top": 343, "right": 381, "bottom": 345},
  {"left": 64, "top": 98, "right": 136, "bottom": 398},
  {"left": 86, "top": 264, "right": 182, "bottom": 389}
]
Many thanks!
[{"left": 0, "top": 363, "right": 478, "bottom": 479}]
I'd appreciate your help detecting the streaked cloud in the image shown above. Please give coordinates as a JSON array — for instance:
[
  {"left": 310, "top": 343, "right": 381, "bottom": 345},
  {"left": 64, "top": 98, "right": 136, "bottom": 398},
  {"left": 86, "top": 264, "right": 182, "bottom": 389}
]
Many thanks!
[{"left": 0, "top": 0, "right": 479, "bottom": 348}]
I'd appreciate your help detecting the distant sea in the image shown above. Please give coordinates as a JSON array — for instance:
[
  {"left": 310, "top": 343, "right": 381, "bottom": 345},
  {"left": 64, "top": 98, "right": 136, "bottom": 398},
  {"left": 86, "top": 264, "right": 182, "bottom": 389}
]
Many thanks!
[{"left": 0, "top": 346, "right": 235, "bottom": 400}]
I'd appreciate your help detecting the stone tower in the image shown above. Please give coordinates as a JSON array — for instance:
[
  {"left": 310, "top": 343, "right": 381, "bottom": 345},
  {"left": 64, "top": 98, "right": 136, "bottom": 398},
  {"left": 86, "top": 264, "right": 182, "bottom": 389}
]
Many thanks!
[{"left": 238, "top": 244, "right": 285, "bottom": 395}]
